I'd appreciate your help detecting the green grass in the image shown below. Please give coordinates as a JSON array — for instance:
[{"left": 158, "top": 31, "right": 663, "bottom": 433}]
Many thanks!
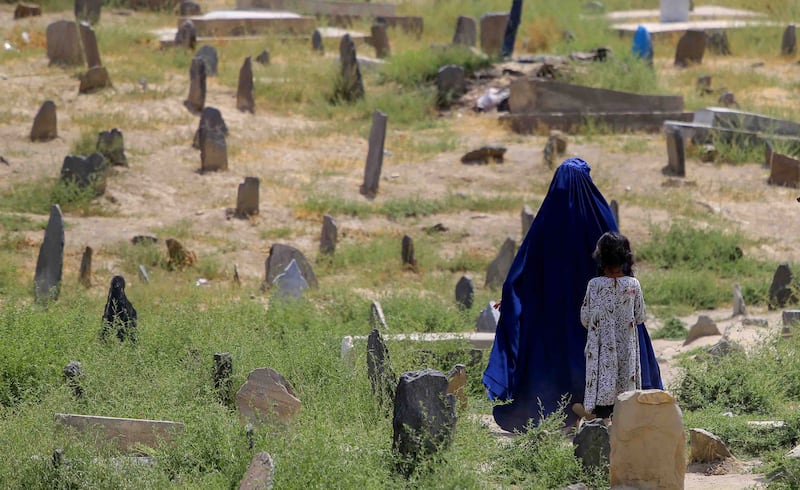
[
  {"left": 650, "top": 317, "right": 688, "bottom": 340},
  {"left": 0, "top": 178, "right": 107, "bottom": 216}
]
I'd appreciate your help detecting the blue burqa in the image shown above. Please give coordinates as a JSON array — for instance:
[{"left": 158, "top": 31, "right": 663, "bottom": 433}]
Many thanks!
[
  {"left": 632, "top": 25, "right": 654, "bottom": 65},
  {"left": 482, "top": 158, "right": 662, "bottom": 432}
]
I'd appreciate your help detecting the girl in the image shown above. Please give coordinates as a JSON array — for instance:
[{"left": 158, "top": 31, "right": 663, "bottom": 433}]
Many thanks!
[{"left": 580, "top": 232, "right": 645, "bottom": 423}]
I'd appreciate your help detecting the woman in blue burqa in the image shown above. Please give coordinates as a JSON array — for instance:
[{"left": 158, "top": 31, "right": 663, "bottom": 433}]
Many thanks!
[{"left": 482, "top": 157, "right": 662, "bottom": 432}]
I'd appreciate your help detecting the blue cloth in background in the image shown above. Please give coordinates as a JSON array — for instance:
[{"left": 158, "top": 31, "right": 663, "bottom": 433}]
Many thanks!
[
  {"left": 632, "top": 25, "right": 654, "bottom": 64},
  {"left": 482, "top": 158, "right": 663, "bottom": 432},
  {"left": 639, "top": 323, "right": 663, "bottom": 390}
]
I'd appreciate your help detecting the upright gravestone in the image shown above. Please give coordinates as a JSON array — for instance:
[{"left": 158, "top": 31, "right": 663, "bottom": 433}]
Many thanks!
[
  {"left": 337, "top": 34, "right": 364, "bottom": 102},
  {"left": 195, "top": 45, "right": 218, "bottom": 76},
  {"left": 392, "top": 369, "right": 456, "bottom": 476},
  {"left": 200, "top": 128, "right": 227, "bottom": 172},
  {"left": 237, "top": 56, "right": 255, "bottom": 114},
  {"left": 79, "top": 22, "right": 101, "bottom": 68},
  {"left": 436, "top": 64, "right": 466, "bottom": 107},
  {"left": 367, "top": 328, "right": 395, "bottom": 410},
  {"left": 674, "top": 29, "right": 707, "bottom": 67},
  {"left": 476, "top": 301, "right": 500, "bottom": 332},
  {"left": 236, "top": 368, "right": 301, "bottom": 426},
  {"left": 34, "top": 204, "right": 65, "bottom": 304},
  {"left": 733, "top": 283, "right": 747, "bottom": 316},
  {"left": 479, "top": 13, "right": 509, "bottom": 56},
  {"left": 236, "top": 177, "right": 259, "bottom": 217},
  {"left": 610, "top": 199, "right": 620, "bottom": 227},
  {"left": 30, "top": 100, "right": 57, "bottom": 142},
  {"left": 74, "top": 0, "right": 101, "bottom": 25},
  {"left": 401, "top": 234, "right": 416, "bottom": 269},
  {"left": 79, "top": 246, "right": 92, "bottom": 287},
  {"left": 371, "top": 23, "right": 391, "bottom": 58},
  {"left": 239, "top": 452, "right": 274, "bottom": 490},
  {"left": 452, "top": 15, "right": 477, "bottom": 46},
  {"left": 574, "top": 418, "right": 610, "bottom": 469},
  {"left": 96, "top": 128, "right": 127, "bottom": 166},
  {"left": 319, "top": 214, "right": 337, "bottom": 255},
  {"left": 359, "top": 110, "right": 388, "bottom": 199},
  {"left": 175, "top": 19, "right": 197, "bottom": 50},
  {"left": 63, "top": 360, "right": 84, "bottom": 399},
  {"left": 272, "top": 259, "right": 309, "bottom": 298},
  {"left": 707, "top": 31, "right": 731, "bottom": 56},
  {"left": 312, "top": 29, "right": 324, "bottom": 53},
  {"left": 455, "top": 275, "right": 474, "bottom": 310},
  {"left": 485, "top": 237, "right": 516, "bottom": 289},
  {"left": 769, "top": 263, "right": 794, "bottom": 309},
  {"left": 14, "top": 3, "right": 41, "bottom": 19},
  {"left": 782, "top": 24, "right": 797, "bottom": 56},
  {"left": 193, "top": 106, "right": 227, "bottom": 150},
  {"left": 663, "top": 125, "right": 685, "bottom": 177},
  {"left": 521, "top": 204, "right": 534, "bottom": 238},
  {"left": 256, "top": 49, "right": 270, "bottom": 65},
  {"left": 47, "top": 20, "right": 83, "bottom": 66},
  {"left": 79, "top": 66, "right": 112, "bottom": 94},
  {"left": 61, "top": 153, "right": 107, "bottom": 195},
  {"left": 179, "top": 0, "right": 201, "bottom": 15},
  {"left": 264, "top": 243, "right": 318, "bottom": 289},
  {"left": 213, "top": 352, "right": 233, "bottom": 406},
  {"left": 184, "top": 57, "right": 206, "bottom": 113},
  {"left": 370, "top": 300, "right": 388, "bottom": 330}
]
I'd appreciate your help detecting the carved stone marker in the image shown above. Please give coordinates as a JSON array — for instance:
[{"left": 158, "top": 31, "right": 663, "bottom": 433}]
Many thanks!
[
  {"left": 63, "top": 361, "right": 83, "bottom": 398},
  {"left": 319, "top": 214, "right": 337, "bottom": 255},
  {"left": 436, "top": 64, "right": 465, "bottom": 106},
  {"left": 392, "top": 369, "right": 456, "bottom": 476},
  {"left": 733, "top": 283, "right": 746, "bottom": 316},
  {"left": 236, "top": 368, "right": 301, "bottom": 425},
  {"left": 272, "top": 259, "right": 309, "bottom": 298},
  {"left": 336, "top": 34, "right": 364, "bottom": 102},
  {"left": 479, "top": 13, "right": 508, "bottom": 56},
  {"left": 452, "top": 15, "right": 476, "bottom": 46},
  {"left": 485, "top": 237, "right": 516, "bottom": 289},
  {"left": 707, "top": 31, "right": 731, "bottom": 56},
  {"left": 769, "top": 263, "right": 794, "bottom": 309},
  {"left": 179, "top": 0, "right": 201, "bottom": 16},
  {"left": 175, "top": 19, "right": 197, "bottom": 50},
  {"left": 239, "top": 452, "right": 274, "bottom": 490},
  {"left": 61, "top": 153, "right": 107, "bottom": 195},
  {"left": 370, "top": 22, "right": 390, "bottom": 58},
  {"left": 573, "top": 418, "right": 610, "bottom": 469},
  {"left": 237, "top": 56, "right": 255, "bottom": 114},
  {"left": 367, "top": 328, "right": 395, "bottom": 410},
  {"left": 184, "top": 57, "right": 206, "bottom": 114},
  {"left": 683, "top": 315, "right": 720, "bottom": 345},
  {"left": 14, "top": 3, "right": 41, "bottom": 19},
  {"left": 521, "top": 204, "right": 534, "bottom": 238},
  {"left": 256, "top": 49, "right": 270, "bottom": 64},
  {"left": 370, "top": 300, "right": 388, "bottom": 330},
  {"left": 47, "top": 20, "right": 83, "bottom": 66},
  {"left": 609, "top": 390, "right": 685, "bottom": 489},
  {"left": 74, "top": 0, "right": 101, "bottom": 25},
  {"left": 312, "top": 29, "right": 323, "bottom": 53},
  {"left": 79, "top": 66, "right": 112, "bottom": 94},
  {"left": 79, "top": 246, "right": 92, "bottom": 288},
  {"left": 663, "top": 125, "right": 685, "bottom": 177},
  {"left": 360, "top": 110, "right": 388, "bottom": 199},
  {"left": 200, "top": 128, "right": 228, "bottom": 172},
  {"left": 455, "top": 275, "right": 474, "bottom": 310},
  {"left": 476, "top": 301, "right": 500, "bottom": 332},
  {"left": 236, "top": 177, "right": 259, "bottom": 217},
  {"left": 193, "top": 106, "right": 228, "bottom": 150},
  {"left": 54, "top": 413, "right": 185, "bottom": 453},
  {"left": 690, "top": 428, "right": 733, "bottom": 463},
  {"left": 79, "top": 22, "right": 101, "bottom": 69},
  {"left": 195, "top": 45, "right": 218, "bottom": 76},
  {"left": 782, "top": 24, "right": 797, "bottom": 56},
  {"left": 30, "top": 100, "right": 57, "bottom": 142},
  {"left": 401, "top": 234, "right": 416, "bottom": 269},
  {"left": 213, "top": 352, "right": 233, "bottom": 406},
  {"left": 264, "top": 243, "right": 318, "bottom": 289},
  {"left": 96, "top": 128, "right": 127, "bottom": 166},
  {"left": 768, "top": 151, "right": 800, "bottom": 188},
  {"left": 674, "top": 29, "right": 707, "bottom": 67}
]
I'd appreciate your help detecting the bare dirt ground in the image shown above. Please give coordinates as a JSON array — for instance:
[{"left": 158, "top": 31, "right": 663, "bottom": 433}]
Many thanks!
[{"left": 2, "top": 5, "right": 799, "bottom": 488}]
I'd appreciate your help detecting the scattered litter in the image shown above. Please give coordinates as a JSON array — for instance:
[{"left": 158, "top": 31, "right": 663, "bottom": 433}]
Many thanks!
[
  {"left": 476, "top": 87, "right": 509, "bottom": 112},
  {"left": 4, "top": 41, "right": 17, "bottom": 51},
  {"left": 21, "top": 32, "right": 30, "bottom": 44},
  {"left": 195, "top": 278, "right": 209, "bottom": 286}
]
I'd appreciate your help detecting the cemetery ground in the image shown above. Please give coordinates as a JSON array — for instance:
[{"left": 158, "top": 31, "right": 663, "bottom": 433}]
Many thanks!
[{"left": 3, "top": 0, "right": 800, "bottom": 487}]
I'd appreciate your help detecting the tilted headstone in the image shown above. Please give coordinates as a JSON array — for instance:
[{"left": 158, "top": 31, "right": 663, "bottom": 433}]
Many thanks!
[
  {"left": 312, "top": 29, "right": 324, "bottom": 53},
  {"left": 79, "top": 22, "right": 101, "bottom": 68},
  {"left": 63, "top": 360, "right": 84, "bottom": 398},
  {"left": 610, "top": 390, "right": 685, "bottom": 489},
  {"left": 179, "top": 0, "right": 201, "bottom": 16},
  {"left": 74, "top": 0, "right": 101, "bottom": 25},
  {"left": 61, "top": 153, "right": 107, "bottom": 195},
  {"left": 336, "top": 34, "right": 364, "bottom": 102},
  {"left": 78, "top": 66, "right": 112, "bottom": 94},
  {"left": 263, "top": 243, "right": 318, "bottom": 289},
  {"left": 367, "top": 328, "right": 395, "bottom": 410},
  {"left": 573, "top": 418, "right": 610, "bottom": 469},
  {"left": 521, "top": 204, "right": 534, "bottom": 238},
  {"left": 370, "top": 23, "right": 390, "bottom": 58},
  {"left": 79, "top": 246, "right": 92, "bottom": 287},
  {"left": 236, "top": 368, "right": 301, "bottom": 425},
  {"left": 272, "top": 259, "right": 309, "bottom": 298},
  {"left": 768, "top": 151, "right": 800, "bottom": 188},
  {"left": 708, "top": 338, "right": 745, "bottom": 358},
  {"left": 359, "top": 110, "right": 388, "bottom": 199},
  {"left": 769, "top": 263, "right": 794, "bottom": 309},
  {"left": 452, "top": 15, "right": 477, "bottom": 46},
  {"left": 674, "top": 29, "right": 707, "bottom": 67},
  {"left": 195, "top": 45, "right": 218, "bottom": 76},
  {"left": 461, "top": 145, "right": 506, "bottom": 164},
  {"left": 392, "top": 369, "right": 456, "bottom": 476},
  {"left": 47, "top": 20, "right": 83, "bottom": 66},
  {"left": 96, "top": 128, "right": 127, "bottom": 166},
  {"left": 733, "top": 283, "right": 746, "bottom": 316},
  {"left": 610, "top": 199, "right": 619, "bottom": 227},
  {"left": 54, "top": 413, "right": 185, "bottom": 453},
  {"left": 236, "top": 177, "right": 259, "bottom": 217},
  {"left": 485, "top": 237, "right": 516, "bottom": 289},
  {"left": 718, "top": 91, "right": 738, "bottom": 108},
  {"left": 479, "top": 13, "right": 509, "bottom": 56},
  {"left": 237, "top": 56, "right": 255, "bottom": 114},
  {"left": 34, "top": 206, "right": 63, "bottom": 304},
  {"left": 184, "top": 57, "right": 206, "bottom": 113},
  {"left": 239, "top": 452, "right": 274, "bottom": 490},
  {"left": 663, "top": 125, "right": 685, "bottom": 177},
  {"left": 319, "top": 214, "right": 337, "bottom": 255},
  {"left": 200, "top": 128, "right": 228, "bottom": 172},
  {"left": 193, "top": 106, "right": 228, "bottom": 150},
  {"left": 255, "top": 49, "right": 270, "bottom": 65},
  {"left": 166, "top": 238, "right": 197, "bottom": 270},
  {"left": 370, "top": 300, "right": 387, "bottom": 330},
  {"left": 30, "top": 100, "right": 57, "bottom": 142},
  {"left": 683, "top": 315, "right": 720, "bottom": 345},
  {"left": 175, "top": 19, "right": 197, "bottom": 50},
  {"left": 446, "top": 364, "right": 467, "bottom": 411},
  {"left": 14, "top": 3, "right": 42, "bottom": 19},
  {"left": 782, "top": 24, "right": 797, "bottom": 56},
  {"left": 213, "top": 352, "right": 233, "bottom": 406},
  {"left": 455, "top": 275, "right": 474, "bottom": 310},
  {"left": 476, "top": 301, "right": 500, "bottom": 332},
  {"left": 707, "top": 31, "right": 731, "bottom": 56},
  {"left": 689, "top": 428, "right": 733, "bottom": 463},
  {"left": 436, "top": 64, "right": 465, "bottom": 106},
  {"left": 401, "top": 234, "right": 416, "bottom": 269}
]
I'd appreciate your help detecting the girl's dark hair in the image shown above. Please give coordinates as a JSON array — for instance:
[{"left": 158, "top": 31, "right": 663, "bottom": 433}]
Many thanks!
[{"left": 593, "top": 231, "right": 634, "bottom": 276}]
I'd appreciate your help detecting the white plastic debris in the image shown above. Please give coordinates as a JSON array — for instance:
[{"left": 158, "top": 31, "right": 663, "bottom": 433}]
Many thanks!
[
  {"left": 21, "top": 32, "right": 30, "bottom": 44},
  {"left": 476, "top": 87, "right": 510, "bottom": 112},
  {"left": 4, "top": 42, "right": 17, "bottom": 52},
  {"left": 195, "top": 278, "right": 209, "bottom": 286}
]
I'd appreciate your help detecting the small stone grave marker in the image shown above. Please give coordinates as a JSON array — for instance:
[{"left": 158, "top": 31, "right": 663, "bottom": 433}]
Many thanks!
[
  {"left": 54, "top": 413, "right": 185, "bottom": 453},
  {"left": 138, "top": 264, "right": 149, "bottom": 283},
  {"left": 783, "top": 310, "right": 800, "bottom": 326},
  {"left": 367, "top": 328, "right": 395, "bottom": 409},
  {"left": 14, "top": 3, "right": 41, "bottom": 19},
  {"left": 521, "top": 204, "right": 535, "bottom": 238},
  {"left": 213, "top": 352, "right": 233, "bottom": 406},
  {"left": 263, "top": 243, "right": 318, "bottom": 289},
  {"left": 235, "top": 177, "right": 259, "bottom": 217},
  {"left": 663, "top": 125, "right": 685, "bottom": 177},
  {"left": 47, "top": 20, "right": 83, "bottom": 66},
  {"left": 446, "top": 364, "right": 467, "bottom": 411},
  {"left": 193, "top": 106, "right": 227, "bottom": 150},
  {"left": 370, "top": 300, "right": 388, "bottom": 330},
  {"left": 436, "top": 64, "right": 465, "bottom": 107},
  {"left": 769, "top": 263, "right": 794, "bottom": 309},
  {"left": 239, "top": 452, "right": 274, "bottom": 490},
  {"left": 319, "top": 214, "right": 337, "bottom": 255},
  {"left": 461, "top": 145, "right": 505, "bottom": 164},
  {"left": 573, "top": 418, "right": 610, "bottom": 469},
  {"left": 255, "top": 49, "right": 270, "bottom": 64},
  {"left": 165, "top": 238, "right": 197, "bottom": 270},
  {"left": 485, "top": 237, "right": 516, "bottom": 289},
  {"left": 63, "top": 360, "right": 83, "bottom": 398},
  {"left": 452, "top": 15, "right": 476, "bottom": 46},
  {"left": 79, "top": 22, "right": 101, "bottom": 69},
  {"left": 610, "top": 199, "right": 620, "bottom": 227},
  {"left": 237, "top": 56, "right": 255, "bottom": 114},
  {"left": 733, "top": 283, "right": 746, "bottom": 316},
  {"left": 175, "top": 19, "right": 197, "bottom": 50},
  {"left": 683, "top": 315, "right": 720, "bottom": 345},
  {"left": 455, "top": 275, "right": 474, "bottom": 310},
  {"left": 195, "top": 45, "right": 218, "bottom": 76},
  {"left": 200, "top": 128, "right": 228, "bottom": 172},
  {"left": 707, "top": 31, "right": 731, "bottom": 55},
  {"left": 61, "top": 153, "right": 106, "bottom": 195},
  {"left": 782, "top": 24, "right": 797, "bottom": 56},
  {"left": 690, "top": 428, "right": 733, "bottom": 463},
  {"left": 236, "top": 368, "right": 301, "bottom": 426},
  {"left": 476, "top": 301, "right": 500, "bottom": 332},
  {"left": 79, "top": 246, "right": 92, "bottom": 287},
  {"left": 96, "top": 128, "right": 127, "bottom": 166},
  {"left": 359, "top": 109, "right": 388, "bottom": 199},
  {"left": 30, "top": 100, "right": 57, "bottom": 142},
  {"left": 74, "top": 0, "right": 101, "bottom": 25},
  {"left": 768, "top": 151, "right": 800, "bottom": 188},
  {"left": 674, "top": 29, "right": 707, "bottom": 67},
  {"left": 79, "top": 66, "right": 112, "bottom": 94},
  {"left": 370, "top": 22, "right": 390, "bottom": 58},
  {"left": 184, "top": 57, "right": 206, "bottom": 113},
  {"left": 479, "top": 12, "right": 508, "bottom": 56},
  {"left": 272, "top": 259, "right": 309, "bottom": 298},
  {"left": 401, "top": 234, "right": 416, "bottom": 270},
  {"left": 336, "top": 34, "right": 364, "bottom": 102},
  {"left": 312, "top": 29, "right": 323, "bottom": 53},
  {"left": 179, "top": 0, "right": 201, "bottom": 16}
]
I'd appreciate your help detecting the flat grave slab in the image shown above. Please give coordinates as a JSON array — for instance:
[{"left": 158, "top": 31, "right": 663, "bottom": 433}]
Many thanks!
[
  {"left": 179, "top": 10, "right": 316, "bottom": 37},
  {"left": 604, "top": 5, "right": 767, "bottom": 22},
  {"left": 236, "top": 0, "right": 395, "bottom": 19},
  {"left": 613, "top": 18, "right": 777, "bottom": 35},
  {"left": 55, "top": 413, "right": 185, "bottom": 453},
  {"left": 153, "top": 24, "right": 367, "bottom": 48},
  {"left": 502, "top": 111, "right": 694, "bottom": 135}
]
